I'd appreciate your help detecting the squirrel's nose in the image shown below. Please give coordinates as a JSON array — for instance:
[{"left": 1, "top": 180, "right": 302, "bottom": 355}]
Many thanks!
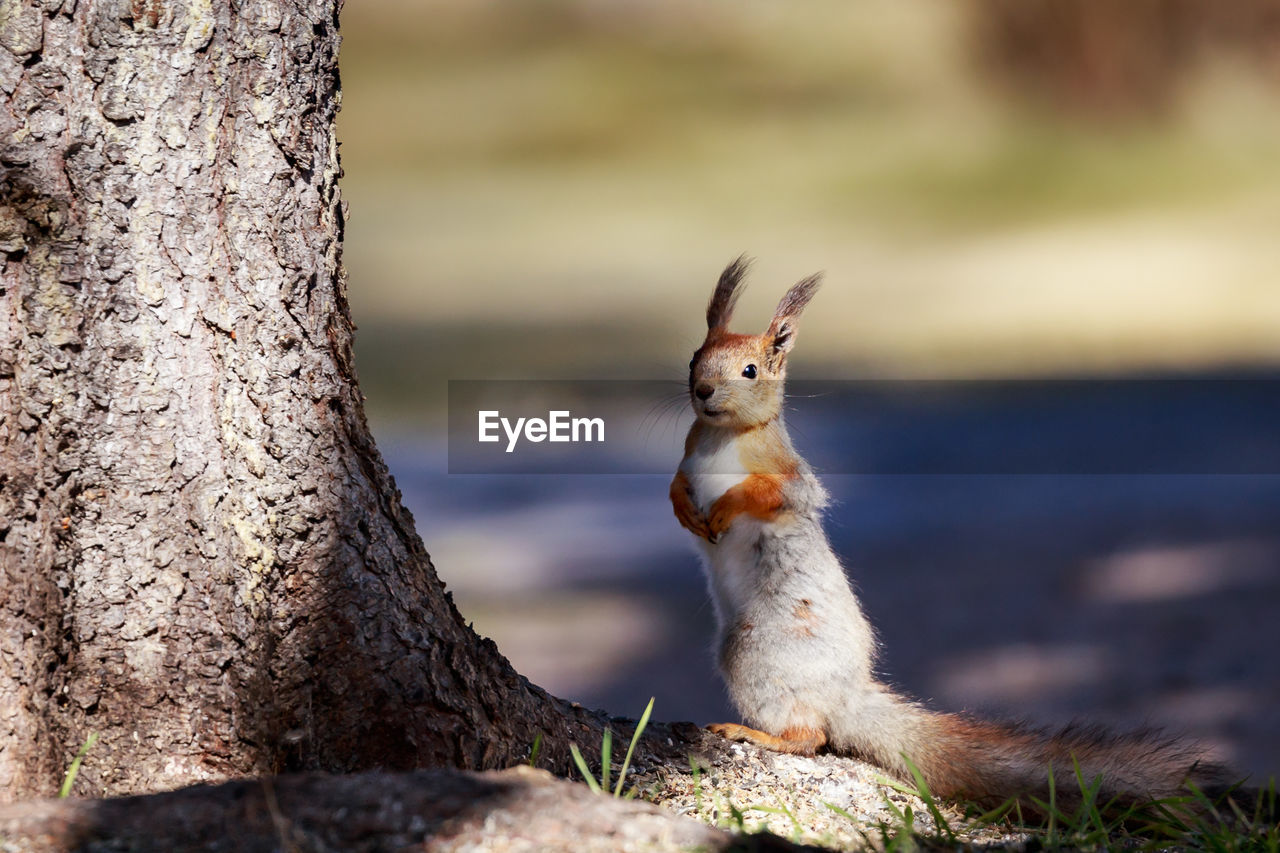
[{"left": 695, "top": 383, "right": 714, "bottom": 401}]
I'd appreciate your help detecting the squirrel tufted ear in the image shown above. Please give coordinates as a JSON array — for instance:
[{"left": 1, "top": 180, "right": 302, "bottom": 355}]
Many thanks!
[
  {"left": 707, "top": 255, "right": 751, "bottom": 330},
  {"left": 766, "top": 273, "right": 822, "bottom": 355}
]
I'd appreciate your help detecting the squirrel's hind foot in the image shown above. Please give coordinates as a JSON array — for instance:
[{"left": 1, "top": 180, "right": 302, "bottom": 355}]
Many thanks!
[{"left": 707, "top": 722, "right": 827, "bottom": 756}]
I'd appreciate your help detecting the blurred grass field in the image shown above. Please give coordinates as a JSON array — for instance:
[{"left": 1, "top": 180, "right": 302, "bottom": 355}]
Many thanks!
[{"left": 339, "top": 0, "right": 1280, "bottom": 400}]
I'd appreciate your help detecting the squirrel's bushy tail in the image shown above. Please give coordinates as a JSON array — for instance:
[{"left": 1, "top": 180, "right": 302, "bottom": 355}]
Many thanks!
[{"left": 837, "top": 684, "right": 1233, "bottom": 813}]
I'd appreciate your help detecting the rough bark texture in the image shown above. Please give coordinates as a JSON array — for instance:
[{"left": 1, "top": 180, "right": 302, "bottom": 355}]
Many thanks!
[
  {"left": 0, "top": 766, "right": 814, "bottom": 852},
  {"left": 0, "top": 0, "right": 604, "bottom": 800}
]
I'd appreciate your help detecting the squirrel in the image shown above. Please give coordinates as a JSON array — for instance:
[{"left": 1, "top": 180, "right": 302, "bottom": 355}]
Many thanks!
[{"left": 669, "top": 257, "right": 1235, "bottom": 812}]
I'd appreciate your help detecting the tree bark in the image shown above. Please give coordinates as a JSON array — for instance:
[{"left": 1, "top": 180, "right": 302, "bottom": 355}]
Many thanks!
[{"left": 0, "top": 0, "right": 603, "bottom": 800}]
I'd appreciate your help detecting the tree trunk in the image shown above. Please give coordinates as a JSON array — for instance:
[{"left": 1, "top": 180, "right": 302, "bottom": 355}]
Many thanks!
[{"left": 0, "top": 0, "right": 602, "bottom": 800}]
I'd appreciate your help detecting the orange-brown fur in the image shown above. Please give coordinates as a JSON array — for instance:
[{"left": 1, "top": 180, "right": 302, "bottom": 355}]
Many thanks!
[
  {"left": 708, "top": 722, "right": 828, "bottom": 755},
  {"left": 669, "top": 470, "right": 710, "bottom": 540},
  {"left": 706, "top": 473, "right": 788, "bottom": 538}
]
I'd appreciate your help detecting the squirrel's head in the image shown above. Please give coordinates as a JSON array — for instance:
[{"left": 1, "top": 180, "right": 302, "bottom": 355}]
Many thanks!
[{"left": 687, "top": 256, "right": 822, "bottom": 429}]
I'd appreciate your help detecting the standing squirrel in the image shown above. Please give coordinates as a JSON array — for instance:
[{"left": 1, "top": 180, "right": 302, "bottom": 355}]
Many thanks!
[{"left": 670, "top": 257, "right": 1232, "bottom": 811}]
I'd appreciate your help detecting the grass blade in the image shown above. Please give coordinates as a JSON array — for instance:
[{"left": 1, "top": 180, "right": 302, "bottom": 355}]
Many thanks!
[
  {"left": 613, "top": 696, "right": 654, "bottom": 797},
  {"left": 1046, "top": 762, "right": 1057, "bottom": 844},
  {"left": 964, "top": 797, "right": 1016, "bottom": 828},
  {"left": 569, "top": 743, "right": 601, "bottom": 794},
  {"left": 527, "top": 732, "right": 543, "bottom": 768},
  {"left": 823, "top": 801, "right": 858, "bottom": 822},
  {"left": 901, "top": 753, "right": 955, "bottom": 842},
  {"left": 59, "top": 732, "right": 99, "bottom": 799},
  {"left": 726, "top": 798, "right": 747, "bottom": 832},
  {"left": 1071, "top": 755, "right": 1108, "bottom": 837},
  {"left": 600, "top": 727, "right": 612, "bottom": 793}
]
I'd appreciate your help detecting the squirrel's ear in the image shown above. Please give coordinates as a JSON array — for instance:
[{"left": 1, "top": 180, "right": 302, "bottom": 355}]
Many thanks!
[
  {"left": 766, "top": 273, "right": 822, "bottom": 355},
  {"left": 707, "top": 255, "right": 751, "bottom": 330}
]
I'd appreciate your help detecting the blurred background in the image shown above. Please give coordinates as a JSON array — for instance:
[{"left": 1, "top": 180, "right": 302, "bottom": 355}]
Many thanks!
[{"left": 339, "top": 0, "right": 1280, "bottom": 780}]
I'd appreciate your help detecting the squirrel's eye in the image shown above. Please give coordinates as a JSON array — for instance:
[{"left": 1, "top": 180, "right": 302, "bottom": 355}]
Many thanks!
[{"left": 742, "top": 364, "right": 757, "bottom": 379}]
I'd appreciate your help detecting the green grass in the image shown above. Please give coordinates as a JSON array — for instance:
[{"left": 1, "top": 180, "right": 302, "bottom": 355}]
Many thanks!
[
  {"left": 527, "top": 732, "right": 543, "bottom": 768},
  {"left": 569, "top": 697, "right": 655, "bottom": 798},
  {"left": 859, "top": 764, "right": 1280, "bottom": 852},
  {"left": 59, "top": 732, "right": 99, "bottom": 799}
]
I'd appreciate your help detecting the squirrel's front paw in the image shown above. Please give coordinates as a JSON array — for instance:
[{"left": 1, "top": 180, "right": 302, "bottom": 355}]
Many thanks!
[
  {"left": 706, "top": 502, "right": 736, "bottom": 540},
  {"left": 680, "top": 511, "right": 713, "bottom": 541},
  {"left": 673, "top": 497, "right": 712, "bottom": 541}
]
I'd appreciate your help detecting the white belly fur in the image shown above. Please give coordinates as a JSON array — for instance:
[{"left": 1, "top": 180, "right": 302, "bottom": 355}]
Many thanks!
[
  {"left": 682, "top": 434, "right": 763, "bottom": 622},
  {"left": 698, "top": 517, "right": 764, "bottom": 620},
  {"left": 685, "top": 434, "right": 746, "bottom": 513}
]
